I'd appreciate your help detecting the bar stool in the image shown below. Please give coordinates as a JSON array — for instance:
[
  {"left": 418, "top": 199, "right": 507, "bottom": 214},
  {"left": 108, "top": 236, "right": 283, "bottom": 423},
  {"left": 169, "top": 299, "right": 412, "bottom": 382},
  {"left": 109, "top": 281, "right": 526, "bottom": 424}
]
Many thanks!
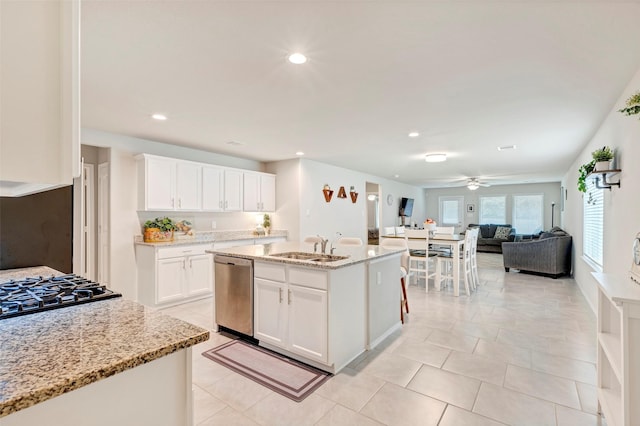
[
  {"left": 404, "top": 228, "right": 437, "bottom": 292},
  {"left": 380, "top": 237, "right": 410, "bottom": 323},
  {"left": 337, "top": 237, "right": 364, "bottom": 247}
]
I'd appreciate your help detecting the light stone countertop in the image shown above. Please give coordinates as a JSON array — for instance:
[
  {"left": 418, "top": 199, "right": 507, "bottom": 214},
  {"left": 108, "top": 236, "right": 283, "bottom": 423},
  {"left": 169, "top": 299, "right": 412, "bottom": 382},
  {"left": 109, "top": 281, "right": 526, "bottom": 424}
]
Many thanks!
[
  {"left": 134, "top": 229, "right": 288, "bottom": 247},
  {"left": 207, "top": 241, "right": 405, "bottom": 270},
  {"left": 0, "top": 267, "right": 209, "bottom": 418}
]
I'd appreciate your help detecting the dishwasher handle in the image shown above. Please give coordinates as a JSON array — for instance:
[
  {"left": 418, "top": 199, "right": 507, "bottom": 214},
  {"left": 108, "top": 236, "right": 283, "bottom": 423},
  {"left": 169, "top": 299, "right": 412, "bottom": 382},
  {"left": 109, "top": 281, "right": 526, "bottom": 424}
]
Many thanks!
[{"left": 214, "top": 254, "right": 253, "bottom": 268}]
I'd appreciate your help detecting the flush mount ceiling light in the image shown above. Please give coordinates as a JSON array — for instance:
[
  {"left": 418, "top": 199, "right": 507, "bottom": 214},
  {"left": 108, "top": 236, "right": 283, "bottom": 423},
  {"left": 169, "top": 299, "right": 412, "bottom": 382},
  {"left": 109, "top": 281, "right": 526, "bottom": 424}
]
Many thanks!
[
  {"left": 287, "top": 53, "right": 307, "bottom": 64},
  {"left": 151, "top": 113, "right": 167, "bottom": 121},
  {"left": 497, "top": 145, "right": 516, "bottom": 151},
  {"left": 425, "top": 153, "right": 447, "bottom": 163},
  {"left": 408, "top": 132, "right": 420, "bottom": 138}
]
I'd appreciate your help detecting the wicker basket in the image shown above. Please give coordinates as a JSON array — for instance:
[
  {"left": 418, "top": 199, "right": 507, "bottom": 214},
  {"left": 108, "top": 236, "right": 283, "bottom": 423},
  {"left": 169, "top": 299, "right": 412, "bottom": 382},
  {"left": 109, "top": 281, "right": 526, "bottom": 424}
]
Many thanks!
[{"left": 143, "top": 228, "right": 174, "bottom": 243}]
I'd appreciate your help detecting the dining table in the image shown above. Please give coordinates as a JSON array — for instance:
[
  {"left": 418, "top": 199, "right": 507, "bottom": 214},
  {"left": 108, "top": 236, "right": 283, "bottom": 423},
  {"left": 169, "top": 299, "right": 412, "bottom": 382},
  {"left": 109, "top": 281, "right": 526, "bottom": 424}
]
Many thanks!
[{"left": 381, "top": 232, "right": 466, "bottom": 296}]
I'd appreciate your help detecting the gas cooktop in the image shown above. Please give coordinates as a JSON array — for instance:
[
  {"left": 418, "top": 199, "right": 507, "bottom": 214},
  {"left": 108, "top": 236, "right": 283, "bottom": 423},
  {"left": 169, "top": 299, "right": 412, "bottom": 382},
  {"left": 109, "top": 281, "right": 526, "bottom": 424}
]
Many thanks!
[{"left": 0, "top": 274, "right": 121, "bottom": 320}]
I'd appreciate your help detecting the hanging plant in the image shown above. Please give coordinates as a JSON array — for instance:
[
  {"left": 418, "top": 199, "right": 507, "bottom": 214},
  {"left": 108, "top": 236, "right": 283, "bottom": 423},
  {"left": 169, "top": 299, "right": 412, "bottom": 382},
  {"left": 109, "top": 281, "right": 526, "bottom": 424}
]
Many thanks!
[
  {"left": 618, "top": 90, "right": 640, "bottom": 119},
  {"left": 577, "top": 160, "right": 595, "bottom": 193}
]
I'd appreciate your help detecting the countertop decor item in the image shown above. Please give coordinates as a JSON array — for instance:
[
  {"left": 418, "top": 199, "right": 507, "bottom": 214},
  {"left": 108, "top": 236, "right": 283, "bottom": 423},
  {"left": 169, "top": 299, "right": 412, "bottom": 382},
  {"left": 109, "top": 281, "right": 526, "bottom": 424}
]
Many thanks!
[
  {"left": 262, "top": 213, "right": 271, "bottom": 235},
  {"left": 143, "top": 217, "right": 176, "bottom": 242},
  {"left": 618, "top": 90, "right": 640, "bottom": 119}
]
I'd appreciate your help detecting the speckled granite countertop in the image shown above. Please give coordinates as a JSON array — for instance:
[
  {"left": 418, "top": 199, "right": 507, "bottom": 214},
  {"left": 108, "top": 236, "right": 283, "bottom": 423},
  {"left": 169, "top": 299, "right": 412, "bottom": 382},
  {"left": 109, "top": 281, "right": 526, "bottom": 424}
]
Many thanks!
[
  {"left": 207, "top": 241, "right": 404, "bottom": 270},
  {"left": 0, "top": 267, "right": 209, "bottom": 418},
  {"left": 134, "top": 229, "right": 288, "bottom": 247}
]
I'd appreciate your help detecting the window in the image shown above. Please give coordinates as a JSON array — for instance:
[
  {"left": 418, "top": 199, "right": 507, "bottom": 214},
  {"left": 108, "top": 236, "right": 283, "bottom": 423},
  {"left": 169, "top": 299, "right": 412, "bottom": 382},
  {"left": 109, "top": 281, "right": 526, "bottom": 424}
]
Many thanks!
[
  {"left": 479, "top": 196, "right": 506, "bottom": 224},
  {"left": 513, "top": 194, "right": 544, "bottom": 234},
  {"left": 583, "top": 180, "right": 603, "bottom": 266},
  {"left": 439, "top": 196, "right": 463, "bottom": 227}
]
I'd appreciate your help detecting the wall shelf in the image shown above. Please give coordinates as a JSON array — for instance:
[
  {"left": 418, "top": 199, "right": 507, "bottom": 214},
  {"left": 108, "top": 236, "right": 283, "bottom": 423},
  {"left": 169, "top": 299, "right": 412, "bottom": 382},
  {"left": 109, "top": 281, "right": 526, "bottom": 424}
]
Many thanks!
[{"left": 589, "top": 169, "right": 621, "bottom": 190}]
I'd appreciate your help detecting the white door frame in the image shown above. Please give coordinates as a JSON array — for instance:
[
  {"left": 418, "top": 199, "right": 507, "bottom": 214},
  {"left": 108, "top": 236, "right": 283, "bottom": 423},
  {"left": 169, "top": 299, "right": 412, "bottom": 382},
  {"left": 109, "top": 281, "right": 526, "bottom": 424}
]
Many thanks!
[
  {"left": 83, "top": 163, "right": 96, "bottom": 280},
  {"left": 97, "top": 162, "right": 110, "bottom": 285}
]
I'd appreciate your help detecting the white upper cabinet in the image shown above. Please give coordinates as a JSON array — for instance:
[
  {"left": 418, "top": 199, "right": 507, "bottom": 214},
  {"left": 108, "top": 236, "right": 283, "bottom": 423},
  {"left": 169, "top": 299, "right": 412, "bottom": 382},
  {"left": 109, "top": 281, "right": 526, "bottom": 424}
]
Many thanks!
[
  {"left": 138, "top": 154, "right": 251, "bottom": 212},
  {"left": 175, "top": 162, "right": 201, "bottom": 211},
  {"left": 202, "top": 166, "right": 243, "bottom": 212},
  {"left": 224, "top": 169, "right": 244, "bottom": 212},
  {"left": 243, "top": 172, "right": 276, "bottom": 212},
  {"left": 0, "top": 0, "right": 80, "bottom": 196},
  {"left": 137, "top": 154, "right": 202, "bottom": 211}
]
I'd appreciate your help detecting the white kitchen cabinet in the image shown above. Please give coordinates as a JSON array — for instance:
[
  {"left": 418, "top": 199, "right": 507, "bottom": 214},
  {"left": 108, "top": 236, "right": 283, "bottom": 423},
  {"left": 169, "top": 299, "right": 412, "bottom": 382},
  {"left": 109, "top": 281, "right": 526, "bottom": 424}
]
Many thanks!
[
  {"left": 202, "top": 166, "right": 244, "bottom": 212},
  {"left": 254, "top": 262, "right": 328, "bottom": 364},
  {"left": 0, "top": 0, "right": 80, "bottom": 196},
  {"left": 243, "top": 172, "right": 276, "bottom": 212},
  {"left": 136, "top": 243, "right": 213, "bottom": 307},
  {"left": 593, "top": 273, "right": 640, "bottom": 426},
  {"left": 254, "top": 278, "right": 288, "bottom": 347},
  {"left": 137, "top": 155, "right": 202, "bottom": 211}
]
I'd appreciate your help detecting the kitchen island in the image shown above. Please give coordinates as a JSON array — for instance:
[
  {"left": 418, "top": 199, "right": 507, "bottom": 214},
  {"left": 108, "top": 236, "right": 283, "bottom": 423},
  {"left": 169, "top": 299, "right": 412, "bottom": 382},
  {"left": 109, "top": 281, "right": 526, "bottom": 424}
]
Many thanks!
[
  {"left": 0, "top": 267, "right": 209, "bottom": 426},
  {"left": 208, "top": 242, "right": 404, "bottom": 373}
]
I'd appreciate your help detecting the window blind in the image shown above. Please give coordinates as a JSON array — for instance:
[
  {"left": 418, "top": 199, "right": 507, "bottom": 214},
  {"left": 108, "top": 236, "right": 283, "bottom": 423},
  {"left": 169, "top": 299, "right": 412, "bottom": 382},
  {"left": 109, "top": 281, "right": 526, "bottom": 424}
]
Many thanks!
[
  {"left": 479, "top": 196, "right": 506, "bottom": 224},
  {"left": 583, "top": 180, "right": 603, "bottom": 266},
  {"left": 513, "top": 194, "right": 544, "bottom": 234}
]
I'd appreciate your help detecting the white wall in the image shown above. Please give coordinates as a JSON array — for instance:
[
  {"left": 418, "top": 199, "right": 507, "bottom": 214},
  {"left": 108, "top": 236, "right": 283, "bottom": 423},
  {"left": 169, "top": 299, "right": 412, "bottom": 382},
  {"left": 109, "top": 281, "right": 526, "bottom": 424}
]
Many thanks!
[
  {"left": 269, "top": 158, "right": 427, "bottom": 244},
  {"left": 561, "top": 67, "right": 640, "bottom": 313},
  {"left": 425, "top": 182, "right": 562, "bottom": 234}
]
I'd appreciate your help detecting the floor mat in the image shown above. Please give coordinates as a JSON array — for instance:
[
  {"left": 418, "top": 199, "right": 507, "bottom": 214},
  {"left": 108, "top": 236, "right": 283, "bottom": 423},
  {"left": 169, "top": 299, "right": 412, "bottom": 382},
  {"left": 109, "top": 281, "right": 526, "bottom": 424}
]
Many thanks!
[{"left": 202, "top": 340, "right": 331, "bottom": 402}]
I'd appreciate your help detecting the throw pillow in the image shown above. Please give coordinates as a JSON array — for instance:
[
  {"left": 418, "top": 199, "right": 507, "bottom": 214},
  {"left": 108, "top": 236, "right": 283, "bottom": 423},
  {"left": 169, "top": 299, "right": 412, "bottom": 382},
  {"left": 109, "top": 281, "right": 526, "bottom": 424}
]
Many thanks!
[
  {"left": 494, "top": 226, "right": 512, "bottom": 240},
  {"left": 539, "top": 232, "right": 556, "bottom": 239}
]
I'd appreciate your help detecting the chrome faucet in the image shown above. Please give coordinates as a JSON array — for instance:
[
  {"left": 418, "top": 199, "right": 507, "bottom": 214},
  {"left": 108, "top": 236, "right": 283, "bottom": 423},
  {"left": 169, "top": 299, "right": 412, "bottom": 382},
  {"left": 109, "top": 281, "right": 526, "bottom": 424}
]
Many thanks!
[{"left": 318, "top": 234, "right": 329, "bottom": 254}]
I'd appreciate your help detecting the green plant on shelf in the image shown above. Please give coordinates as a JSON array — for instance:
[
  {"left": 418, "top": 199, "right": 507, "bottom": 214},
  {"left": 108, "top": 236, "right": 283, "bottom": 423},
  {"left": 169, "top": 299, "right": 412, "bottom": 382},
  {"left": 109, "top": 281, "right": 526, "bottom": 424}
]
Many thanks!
[
  {"left": 577, "top": 160, "right": 595, "bottom": 193},
  {"left": 618, "top": 90, "right": 640, "bottom": 119},
  {"left": 591, "top": 146, "right": 614, "bottom": 162}
]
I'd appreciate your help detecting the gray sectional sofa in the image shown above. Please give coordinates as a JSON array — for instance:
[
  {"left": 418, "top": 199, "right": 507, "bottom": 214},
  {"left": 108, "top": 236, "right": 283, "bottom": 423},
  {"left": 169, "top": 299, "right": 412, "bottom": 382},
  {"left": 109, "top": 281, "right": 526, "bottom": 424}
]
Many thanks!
[
  {"left": 467, "top": 224, "right": 516, "bottom": 253},
  {"left": 502, "top": 227, "right": 572, "bottom": 278}
]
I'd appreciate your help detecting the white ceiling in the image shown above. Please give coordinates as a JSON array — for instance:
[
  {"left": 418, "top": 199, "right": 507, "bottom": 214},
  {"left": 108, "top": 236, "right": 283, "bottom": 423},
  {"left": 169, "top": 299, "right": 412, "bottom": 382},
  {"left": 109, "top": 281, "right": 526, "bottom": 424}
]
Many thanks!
[{"left": 81, "top": 0, "right": 640, "bottom": 188}]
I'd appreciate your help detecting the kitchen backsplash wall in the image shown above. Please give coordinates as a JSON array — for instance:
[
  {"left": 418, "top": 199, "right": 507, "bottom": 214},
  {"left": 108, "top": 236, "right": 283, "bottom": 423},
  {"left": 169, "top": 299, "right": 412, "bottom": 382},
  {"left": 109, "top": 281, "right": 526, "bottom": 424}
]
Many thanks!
[
  {"left": 136, "top": 211, "right": 272, "bottom": 235},
  {"left": 0, "top": 186, "right": 73, "bottom": 272}
]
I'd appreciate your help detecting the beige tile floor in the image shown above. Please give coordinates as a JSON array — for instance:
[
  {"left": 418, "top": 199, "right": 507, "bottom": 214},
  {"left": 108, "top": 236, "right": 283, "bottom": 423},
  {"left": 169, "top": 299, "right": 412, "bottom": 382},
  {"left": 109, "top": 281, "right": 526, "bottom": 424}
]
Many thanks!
[{"left": 161, "top": 253, "right": 606, "bottom": 426}]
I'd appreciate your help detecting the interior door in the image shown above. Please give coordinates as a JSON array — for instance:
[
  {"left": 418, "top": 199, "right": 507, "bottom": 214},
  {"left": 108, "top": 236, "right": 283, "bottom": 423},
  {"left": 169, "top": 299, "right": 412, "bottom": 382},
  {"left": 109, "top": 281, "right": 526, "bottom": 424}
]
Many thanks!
[
  {"left": 97, "top": 163, "right": 110, "bottom": 284},
  {"left": 439, "top": 196, "right": 464, "bottom": 232}
]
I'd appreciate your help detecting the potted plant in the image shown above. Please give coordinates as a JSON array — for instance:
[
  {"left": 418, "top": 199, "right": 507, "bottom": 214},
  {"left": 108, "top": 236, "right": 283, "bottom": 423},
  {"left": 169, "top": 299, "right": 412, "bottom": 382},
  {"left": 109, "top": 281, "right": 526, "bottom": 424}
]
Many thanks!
[
  {"left": 618, "top": 90, "right": 640, "bottom": 119},
  {"left": 577, "top": 160, "right": 595, "bottom": 193},
  {"left": 143, "top": 217, "right": 176, "bottom": 242},
  {"left": 262, "top": 214, "right": 271, "bottom": 235},
  {"left": 592, "top": 146, "right": 614, "bottom": 171}
]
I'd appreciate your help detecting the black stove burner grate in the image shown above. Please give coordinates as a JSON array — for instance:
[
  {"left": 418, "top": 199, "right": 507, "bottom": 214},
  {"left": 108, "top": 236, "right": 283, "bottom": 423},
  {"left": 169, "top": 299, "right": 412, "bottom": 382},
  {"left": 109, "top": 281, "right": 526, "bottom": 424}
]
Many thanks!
[{"left": 0, "top": 274, "right": 122, "bottom": 320}]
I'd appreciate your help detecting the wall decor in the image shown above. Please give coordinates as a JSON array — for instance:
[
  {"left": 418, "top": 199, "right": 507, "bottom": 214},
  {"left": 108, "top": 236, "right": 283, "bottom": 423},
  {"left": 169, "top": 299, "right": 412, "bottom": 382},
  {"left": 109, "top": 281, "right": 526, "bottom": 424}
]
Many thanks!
[
  {"left": 560, "top": 186, "right": 565, "bottom": 211},
  {"left": 618, "top": 90, "right": 640, "bottom": 119},
  {"left": 337, "top": 186, "right": 347, "bottom": 198},
  {"left": 322, "top": 184, "right": 333, "bottom": 203},
  {"left": 466, "top": 204, "right": 475, "bottom": 213},
  {"left": 349, "top": 186, "right": 358, "bottom": 203}
]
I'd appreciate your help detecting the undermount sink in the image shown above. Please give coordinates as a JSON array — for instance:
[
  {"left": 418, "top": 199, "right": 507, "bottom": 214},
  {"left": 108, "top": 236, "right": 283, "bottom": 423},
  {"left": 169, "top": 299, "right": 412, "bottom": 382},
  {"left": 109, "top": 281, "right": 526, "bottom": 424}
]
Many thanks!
[{"left": 269, "top": 252, "right": 349, "bottom": 262}]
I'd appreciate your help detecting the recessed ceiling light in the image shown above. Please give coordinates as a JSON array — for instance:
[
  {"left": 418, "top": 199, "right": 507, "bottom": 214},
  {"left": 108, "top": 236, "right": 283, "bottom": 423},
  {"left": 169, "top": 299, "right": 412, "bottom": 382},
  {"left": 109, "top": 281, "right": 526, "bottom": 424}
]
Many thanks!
[
  {"left": 296, "top": 151, "right": 304, "bottom": 156},
  {"left": 151, "top": 114, "right": 167, "bottom": 121},
  {"left": 425, "top": 153, "right": 447, "bottom": 163},
  {"left": 497, "top": 145, "right": 516, "bottom": 151},
  {"left": 394, "top": 174, "right": 400, "bottom": 178},
  {"left": 408, "top": 132, "right": 420, "bottom": 138},
  {"left": 226, "top": 141, "right": 244, "bottom": 146},
  {"left": 288, "top": 53, "right": 307, "bottom": 64}
]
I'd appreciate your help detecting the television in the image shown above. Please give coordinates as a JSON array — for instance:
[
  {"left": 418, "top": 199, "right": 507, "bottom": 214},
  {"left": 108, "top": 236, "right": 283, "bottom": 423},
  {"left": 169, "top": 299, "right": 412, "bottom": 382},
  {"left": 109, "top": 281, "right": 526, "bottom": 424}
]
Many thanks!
[{"left": 399, "top": 197, "right": 414, "bottom": 217}]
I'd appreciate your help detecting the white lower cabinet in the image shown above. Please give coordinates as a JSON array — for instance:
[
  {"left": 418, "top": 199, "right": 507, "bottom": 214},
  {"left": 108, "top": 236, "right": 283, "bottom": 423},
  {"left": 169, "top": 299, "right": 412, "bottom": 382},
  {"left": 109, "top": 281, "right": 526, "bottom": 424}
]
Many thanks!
[
  {"left": 254, "top": 263, "right": 328, "bottom": 364},
  {"left": 136, "top": 244, "right": 213, "bottom": 307}
]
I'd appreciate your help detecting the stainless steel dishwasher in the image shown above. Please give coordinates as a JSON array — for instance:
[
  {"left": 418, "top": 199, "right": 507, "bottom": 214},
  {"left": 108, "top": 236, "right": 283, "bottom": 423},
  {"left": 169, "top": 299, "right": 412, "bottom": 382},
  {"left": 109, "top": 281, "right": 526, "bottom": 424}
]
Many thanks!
[{"left": 214, "top": 255, "right": 254, "bottom": 336}]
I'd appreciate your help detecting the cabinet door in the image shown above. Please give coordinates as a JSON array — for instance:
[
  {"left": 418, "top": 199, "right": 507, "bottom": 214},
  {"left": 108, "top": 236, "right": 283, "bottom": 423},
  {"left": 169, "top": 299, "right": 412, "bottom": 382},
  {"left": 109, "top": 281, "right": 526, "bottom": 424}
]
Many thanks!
[
  {"left": 146, "top": 157, "right": 176, "bottom": 210},
  {"left": 254, "top": 278, "right": 287, "bottom": 348},
  {"left": 186, "top": 254, "right": 212, "bottom": 296},
  {"left": 260, "top": 174, "right": 276, "bottom": 212},
  {"left": 243, "top": 172, "right": 261, "bottom": 212},
  {"left": 175, "top": 162, "right": 201, "bottom": 210},
  {"left": 202, "top": 166, "right": 224, "bottom": 211},
  {"left": 157, "top": 257, "right": 185, "bottom": 304},
  {"left": 288, "top": 285, "right": 328, "bottom": 363},
  {"left": 224, "top": 169, "right": 243, "bottom": 211}
]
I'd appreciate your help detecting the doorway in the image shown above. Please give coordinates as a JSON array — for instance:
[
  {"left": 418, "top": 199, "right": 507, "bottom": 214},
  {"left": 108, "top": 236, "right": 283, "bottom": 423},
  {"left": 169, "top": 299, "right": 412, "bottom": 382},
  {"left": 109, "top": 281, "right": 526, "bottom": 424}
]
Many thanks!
[{"left": 366, "top": 182, "right": 380, "bottom": 244}]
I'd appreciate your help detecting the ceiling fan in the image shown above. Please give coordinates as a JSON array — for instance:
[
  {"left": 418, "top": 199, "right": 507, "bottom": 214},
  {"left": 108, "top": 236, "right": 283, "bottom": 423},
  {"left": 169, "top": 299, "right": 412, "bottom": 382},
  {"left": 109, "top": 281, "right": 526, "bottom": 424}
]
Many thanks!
[{"left": 465, "top": 178, "right": 490, "bottom": 190}]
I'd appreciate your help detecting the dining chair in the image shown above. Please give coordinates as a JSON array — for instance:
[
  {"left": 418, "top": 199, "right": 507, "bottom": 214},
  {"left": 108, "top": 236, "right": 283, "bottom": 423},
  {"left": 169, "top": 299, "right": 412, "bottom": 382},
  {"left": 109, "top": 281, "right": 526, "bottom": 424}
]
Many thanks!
[
  {"left": 436, "top": 230, "right": 474, "bottom": 296},
  {"left": 394, "top": 226, "right": 406, "bottom": 236},
  {"left": 380, "top": 237, "right": 410, "bottom": 323},
  {"left": 432, "top": 226, "right": 455, "bottom": 255},
  {"left": 404, "top": 228, "right": 437, "bottom": 292},
  {"left": 303, "top": 235, "right": 324, "bottom": 252},
  {"left": 337, "top": 237, "right": 364, "bottom": 246},
  {"left": 383, "top": 226, "right": 396, "bottom": 236},
  {"left": 469, "top": 228, "right": 480, "bottom": 289}
]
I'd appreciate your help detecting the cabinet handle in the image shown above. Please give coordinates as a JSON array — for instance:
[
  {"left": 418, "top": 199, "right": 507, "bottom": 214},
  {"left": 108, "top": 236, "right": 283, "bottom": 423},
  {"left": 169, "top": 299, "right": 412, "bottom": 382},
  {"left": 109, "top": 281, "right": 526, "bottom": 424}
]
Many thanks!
[
  {"left": 189, "top": 259, "right": 193, "bottom": 268},
  {"left": 182, "top": 259, "right": 186, "bottom": 269},
  {"left": 279, "top": 288, "right": 283, "bottom": 303},
  {"left": 219, "top": 201, "right": 222, "bottom": 209},
  {"left": 178, "top": 198, "right": 182, "bottom": 208},
  {"left": 171, "top": 198, "right": 175, "bottom": 208},
  {"left": 225, "top": 200, "right": 228, "bottom": 208},
  {"left": 288, "top": 289, "right": 291, "bottom": 305}
]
